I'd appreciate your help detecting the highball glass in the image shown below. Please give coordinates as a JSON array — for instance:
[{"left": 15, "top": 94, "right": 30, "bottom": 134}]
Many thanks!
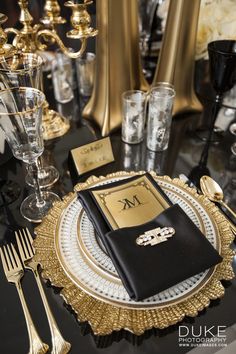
[
  {"left": 122, "top": 90, "right": 147, "bottom": 144},
  {"left": 76, "top": 52, "right": 95, "bottom": 97},
  {"left": 0, "top": 87, "right": 60, "bottom": 223},
  {"left": 147, "top": 83, "right": 175, "bottom": 151},
  {"left": 52, "top": 53, "right": 74, "bottom": 104}
]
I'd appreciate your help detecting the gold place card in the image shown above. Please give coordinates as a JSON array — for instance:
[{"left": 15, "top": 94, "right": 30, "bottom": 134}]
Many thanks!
[
  {"left": 70, "top": 137, "right": 115, "bottom": 175},
  {"left": 91, "top": 175, "right": 171, "bottom": 229}
]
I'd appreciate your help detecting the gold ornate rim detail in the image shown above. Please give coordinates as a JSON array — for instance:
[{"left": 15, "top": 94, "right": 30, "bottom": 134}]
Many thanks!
[{"left": 34, "top": 171, "right": 235, "bottom": 335}]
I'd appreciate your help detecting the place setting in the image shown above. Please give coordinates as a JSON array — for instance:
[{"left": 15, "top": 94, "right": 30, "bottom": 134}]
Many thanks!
[
  {"left": 0, "top": 1, "right": 236, "bottom": 353},
  {"left": 32, "top": 170, "right": 234, "bottom": 336}
]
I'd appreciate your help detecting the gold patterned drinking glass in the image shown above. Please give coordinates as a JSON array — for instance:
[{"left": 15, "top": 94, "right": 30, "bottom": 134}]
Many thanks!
[
  {"left": 0, "top": 53, "right": 60, "bottom": 188},
  {"left": 0, "top": 87, "right": 60, "bottom": 223}
]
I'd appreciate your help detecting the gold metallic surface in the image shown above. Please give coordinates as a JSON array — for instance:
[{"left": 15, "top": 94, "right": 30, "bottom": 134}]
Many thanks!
[
  {"left": 34, "top": 171, "right": 234, "bottom": 335},
  {"left": 3, "top": 0, "right": 96, "bottom": 139},
  {"left": 7, "top": 0, "right": 96, "bottom": 57},
  {"left": 152, "top": 0, "right": 203, "bottom": 116},
  {"left": 64, "top": 1, "right": 98, "bottom": 39},
  {"left": 0, "top": 244, "right": 49, "bottom": 353},
  {"left": 3, "top": 1, "right": 70, "bottom": 140},
  {"left": 200, "top": 176, "right": 236, "bottom": 220},
  {"left": 200, "top": 174, "right": 236, "bottom": 233},
  {"left": 36, "top": 29, "right": 88, "bottom": 59},
  {"left": 42, "top": 106, "right": 70, "bottom": 141},
  {"left": 7, "top": 0, "right": 39, "bottom": 53},
  {"left": 40, "top": 0, "right": 66, "bottom": 26},
  {"left": 83, "top": 0, "right": 149, "bottom": 136},
  {"left": 91, "top": 175, "right": 170, "bottom": 229},
  {"left": 0, "top": 14, "right": 16, "bottom": 58},
  {"left": 15, "top": 229, "right": 71, "bottom": 354},
  {"left": 71, "top": 136, "right": 115, "bottom": 175},
  {"left": 37, "top": 1, "right": 97, "bottom": 58}
]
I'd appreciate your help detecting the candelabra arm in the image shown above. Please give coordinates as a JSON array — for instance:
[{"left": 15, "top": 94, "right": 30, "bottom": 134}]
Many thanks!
[
  {"left": 11, "top": 31, "right": 27, "bottom": 51},
  {"left": 0, "top": 14, "right": 17, "bottom": 57},
  {"left": 6, "top": 24, "right": 41, "bottom": 52},
  {"left": 5, "top": 27, "right": 24, "bottom": 50},
  {"left": 36, "top": 29, "right": 87, "bottom": 58},
  {"left": 5, "top": 27, "right": 20, "bottom": 37}
]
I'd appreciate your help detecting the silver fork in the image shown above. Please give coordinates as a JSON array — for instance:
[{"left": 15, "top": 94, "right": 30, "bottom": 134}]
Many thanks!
[
  {"left": 15, "top": 228, "right": 71, "bottom": 354},
  {"left": 0, "top": 244, "right": 49, "bottom": 354}
]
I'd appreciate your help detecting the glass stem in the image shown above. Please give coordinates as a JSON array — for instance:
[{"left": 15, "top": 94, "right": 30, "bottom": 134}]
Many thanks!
[
  {"left": 29, "top": 159, "right": 45, "bottom": 208},
  {"left": 199, "top": 96, "right": 222, "bottom": 167}
]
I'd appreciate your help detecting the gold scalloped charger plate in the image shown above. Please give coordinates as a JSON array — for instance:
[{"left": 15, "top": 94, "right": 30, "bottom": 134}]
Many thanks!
[{"left": 34, "top": 171, "right": 235, "bottom": 335}]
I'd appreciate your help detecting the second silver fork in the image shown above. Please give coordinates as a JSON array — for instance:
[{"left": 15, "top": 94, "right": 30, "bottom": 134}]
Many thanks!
[{"left": 16, "top": 228, "right": 71, "bottom": 354}]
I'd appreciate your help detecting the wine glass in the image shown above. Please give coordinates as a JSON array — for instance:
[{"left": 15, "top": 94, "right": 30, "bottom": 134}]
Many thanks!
[
  {"left": 0, "top": 87, "right": 60, "bottom": 223},
  {"left": 0, "top": 53, "right": 60, "bottom": 188},
  {"left": 194, "top": 40, "right": 236, "bottom": 181},
  {"left": 206, "top": 40, "right": 236, "bottom": 140}
]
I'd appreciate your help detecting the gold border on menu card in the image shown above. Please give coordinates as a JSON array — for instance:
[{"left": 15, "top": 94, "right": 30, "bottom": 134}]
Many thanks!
[
  {"left": 33, "top": 171, "right": 235, "bottom": 336},
  {"left": 91, "top": 175, "right": 170, "bottom": 229},
  {"left": 76, "top": 185, "right": 206, "bottom": 282}
]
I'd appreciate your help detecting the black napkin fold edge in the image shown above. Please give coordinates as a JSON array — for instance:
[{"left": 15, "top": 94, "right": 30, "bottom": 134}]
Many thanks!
[{"left": 104, "top": 204, "right": 223, "bottom": 301}]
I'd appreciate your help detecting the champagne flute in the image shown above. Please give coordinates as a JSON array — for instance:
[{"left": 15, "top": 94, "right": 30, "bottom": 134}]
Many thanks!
[
  {"left": 0, "top": 87, "right": 60, "bottom": 222},
  {"left": 0, "top": 52, "right": 60, "bottom": 188}
]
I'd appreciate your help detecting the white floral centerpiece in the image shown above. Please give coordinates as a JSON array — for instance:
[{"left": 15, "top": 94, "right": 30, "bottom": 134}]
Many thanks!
[
  {"left": 197, "top": 0, "right": 236, "bottom": 59},
  {"left": 158, "top": 0, "right": 236, "bottom": 60}
]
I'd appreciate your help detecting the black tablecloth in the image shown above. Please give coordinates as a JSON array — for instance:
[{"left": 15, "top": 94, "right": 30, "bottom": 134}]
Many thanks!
[{"left": 0, "top": 88, "right": 236, "bottom": 353}]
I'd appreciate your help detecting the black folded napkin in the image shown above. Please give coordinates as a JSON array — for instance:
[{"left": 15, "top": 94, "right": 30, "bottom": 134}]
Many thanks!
[
  {"left": 78, "top": 173, "right": 222, "bottom": 300},
  {"left": 104, "top": 204, "right": 222, "bottom": 300}
]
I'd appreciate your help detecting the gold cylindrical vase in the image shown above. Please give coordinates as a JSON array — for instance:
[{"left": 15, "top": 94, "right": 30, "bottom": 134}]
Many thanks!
[
  {"left": 152, "top": 0, "right": 202, "bottom": 115},
  {"left": 83, "top": 0, "right": 148, "bottom": 136}
]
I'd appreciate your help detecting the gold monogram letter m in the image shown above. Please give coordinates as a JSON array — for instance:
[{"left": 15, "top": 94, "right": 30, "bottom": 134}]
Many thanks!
[{"left": 118, "top": 195, "right": 142, "bottom": 210}]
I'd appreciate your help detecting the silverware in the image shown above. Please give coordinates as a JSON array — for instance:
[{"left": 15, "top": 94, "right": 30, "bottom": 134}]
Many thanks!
[
  {"left": 16, "top": 228, "right": 71, "bottom": 354},
  {"left": 0, "top": 244, "right": 49, "bottom": 354},
  {"left": 178, "top": 174, "right": 236, "bottom": 235},
  {"left": 200, "top": 175, "right": 236, "bottom": 220},
  {"left": 200, "top": 175, "right": 236, "bottom": 234}
]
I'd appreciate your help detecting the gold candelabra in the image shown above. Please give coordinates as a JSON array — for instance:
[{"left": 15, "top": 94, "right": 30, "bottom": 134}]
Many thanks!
[
  {"left": 37, "top": 1, "right": 98, "bottom": 59},
  {"left": 3, "top": 0, "right": 97, "bottom": 139},
  {"left": 0, "top": 14, "right": 16, "bottom": 58},
  {"left": 5, "top": 0, "right": 40, "bottom": 53},
  {"left": 40, "top": 0, "right": 66, "bottom": 26}
]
